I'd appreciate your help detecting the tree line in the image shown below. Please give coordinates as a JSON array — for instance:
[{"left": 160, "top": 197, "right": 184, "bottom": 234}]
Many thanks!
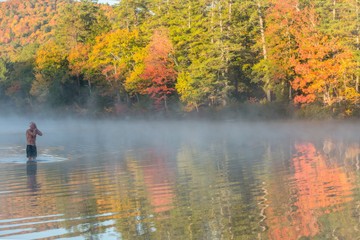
[{"left": 0, "top": 0, "right": 359, "bottom": 118}]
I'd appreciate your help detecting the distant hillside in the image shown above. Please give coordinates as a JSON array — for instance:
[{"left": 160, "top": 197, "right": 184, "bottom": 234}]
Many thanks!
[
  {"left": 0, "top": 0, "right": 60, "bottom": 45},
  {"left": 0, "top": 0, "right": 114, "bottom": 59}
]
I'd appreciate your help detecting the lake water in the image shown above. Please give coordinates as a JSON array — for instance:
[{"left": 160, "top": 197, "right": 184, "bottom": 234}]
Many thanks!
[{"left": 0, "top": 119, "right": 360, "bottom": 239}]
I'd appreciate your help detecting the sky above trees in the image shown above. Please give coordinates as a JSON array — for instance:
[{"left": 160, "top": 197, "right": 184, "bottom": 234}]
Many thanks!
[{"left": 98, "top": 0, "right": 117, "bottom": 4}]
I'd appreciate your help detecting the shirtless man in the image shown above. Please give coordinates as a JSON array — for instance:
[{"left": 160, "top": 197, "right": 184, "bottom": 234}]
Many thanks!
[{"left": 26, "top": 122, "right": 43, "bottom": 161}]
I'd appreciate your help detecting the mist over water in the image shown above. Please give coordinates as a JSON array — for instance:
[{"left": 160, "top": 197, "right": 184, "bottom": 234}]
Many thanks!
[{"left": 1, "top": 116, "right": 360, "bottom": 239}]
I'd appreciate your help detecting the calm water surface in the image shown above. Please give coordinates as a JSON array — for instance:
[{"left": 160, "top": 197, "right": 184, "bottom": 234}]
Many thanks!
[{"left": 0, "top": 119, "right": 360, "bottom": 239}]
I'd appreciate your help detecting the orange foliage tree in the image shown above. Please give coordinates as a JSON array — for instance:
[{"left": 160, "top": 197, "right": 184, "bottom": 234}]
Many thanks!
[
  {"left": 292, "top": 37, "right": 355, "bottom": 106},
  {"left": 255, "top": 0, "right": 358, "bottom": 109},
  {"left": 68, "top": 43, "right": 92, "bottom": 95},
  {"left": 289, "top": 5, "right": 357, "bottom": 106},
  {"left": 258, "top": 0, "right": 300, "bottom": 101},
  {"left": 140, "top": 28, "right": 177, "bottom": 111}
]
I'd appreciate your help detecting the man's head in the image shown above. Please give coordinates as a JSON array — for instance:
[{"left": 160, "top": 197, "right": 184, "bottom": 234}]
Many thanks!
[{"left": 30, "top": 122, "right": 36, "bottom": 130}]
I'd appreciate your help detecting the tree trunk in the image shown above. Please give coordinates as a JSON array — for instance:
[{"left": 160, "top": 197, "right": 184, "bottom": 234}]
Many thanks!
[
  {"left": 211, "top": 0, "right": 215, "bottom": 44},
  {"left": 356, "top": 0, "right": 359, "bottom": 93},
  {"left": 228, "top": 0, "right": 232, "bottom": 22},
  {"left": 77, "top": 74, "right": 81, "bottom": 96},
  {"left": 116, "top": 92, "right": 121, "bottom": 103},
  {"left": 188, "top": 2, "right": 191, "bottom": 28},
  {"left": 164, "top": 95, "right": 168, "bottom": 112},
  {"left": 87, "top": 79, "right": 92, "bottom": 95},
  {"left": 289, "top": 84, "right": 292, "bottom": 100},
  {"left": 257, "top": 0, "right": 271, "bottom": 102}
]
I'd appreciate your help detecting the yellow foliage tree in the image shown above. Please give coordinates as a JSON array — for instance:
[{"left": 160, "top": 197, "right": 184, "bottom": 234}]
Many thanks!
[
  {"left": 176, "top": 71, "right": 205, "bottom": 112},
  {"left": 88, "top": 29, "right": 142, "bottom": 102},
  {"left": 31, "top": 40, "right": 69, "bottom": 103}
]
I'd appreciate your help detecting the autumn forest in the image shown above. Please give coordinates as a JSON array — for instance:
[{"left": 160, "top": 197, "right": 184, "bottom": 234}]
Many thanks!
[{"left": 0, "top": 0, "right": 359, "bottom": 118}]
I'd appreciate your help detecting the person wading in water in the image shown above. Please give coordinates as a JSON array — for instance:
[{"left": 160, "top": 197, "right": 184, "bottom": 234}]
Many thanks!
[{"left": 26, "top": 122, "right": 43, "bottom": 161}]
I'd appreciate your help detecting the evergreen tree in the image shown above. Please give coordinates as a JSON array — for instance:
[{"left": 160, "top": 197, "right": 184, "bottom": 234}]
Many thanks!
[
  {"left": 0, "top": 57, "right": 6, "bottom": 82},
  {"left": 228, "top": 0, "right": 262, "bottom": 101},
  {"left": 163, "top": 0, "right": 232, "bottom": 109},
  {"left": 314, "top": 0, "right": 360, "bottom": 94},
  {"left": 114, "top": 0, "right": 152, "bottom": 31},
  {"left": 55, "top": 0, "right": 111, "bottom": 50}
]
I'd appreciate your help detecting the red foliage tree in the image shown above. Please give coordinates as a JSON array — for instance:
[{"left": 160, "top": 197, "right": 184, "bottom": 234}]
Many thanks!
[{"left": 140, "top": 27, "right": 177, "bottom": 111}]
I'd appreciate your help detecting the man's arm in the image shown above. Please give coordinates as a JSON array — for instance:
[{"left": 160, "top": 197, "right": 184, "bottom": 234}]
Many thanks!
[
  {"left": 27, "top": 129, "right": 36, "bottom": 137},
  {"left": 35, "top": 128, "right": 43, "bottom": 136},
  {"left": 33, "top": 123, "right": 43, "bottom": 136}
]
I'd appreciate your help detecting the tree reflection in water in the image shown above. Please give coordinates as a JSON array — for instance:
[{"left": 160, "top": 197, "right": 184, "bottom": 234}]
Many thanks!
[
  {"left": 1, "top": 130, "right": 360, "bottom": 239},
  {"left": 264, "top": 140, "right": 356, "bottom": 240},
  {"left": 26, "top": 161, "right": 39, "bottom": 192}
]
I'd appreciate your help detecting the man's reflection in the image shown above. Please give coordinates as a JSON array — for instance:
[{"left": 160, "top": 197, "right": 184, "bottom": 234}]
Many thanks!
[{"left": 26, "top": 161, "right": 39, "bottom": 192}]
